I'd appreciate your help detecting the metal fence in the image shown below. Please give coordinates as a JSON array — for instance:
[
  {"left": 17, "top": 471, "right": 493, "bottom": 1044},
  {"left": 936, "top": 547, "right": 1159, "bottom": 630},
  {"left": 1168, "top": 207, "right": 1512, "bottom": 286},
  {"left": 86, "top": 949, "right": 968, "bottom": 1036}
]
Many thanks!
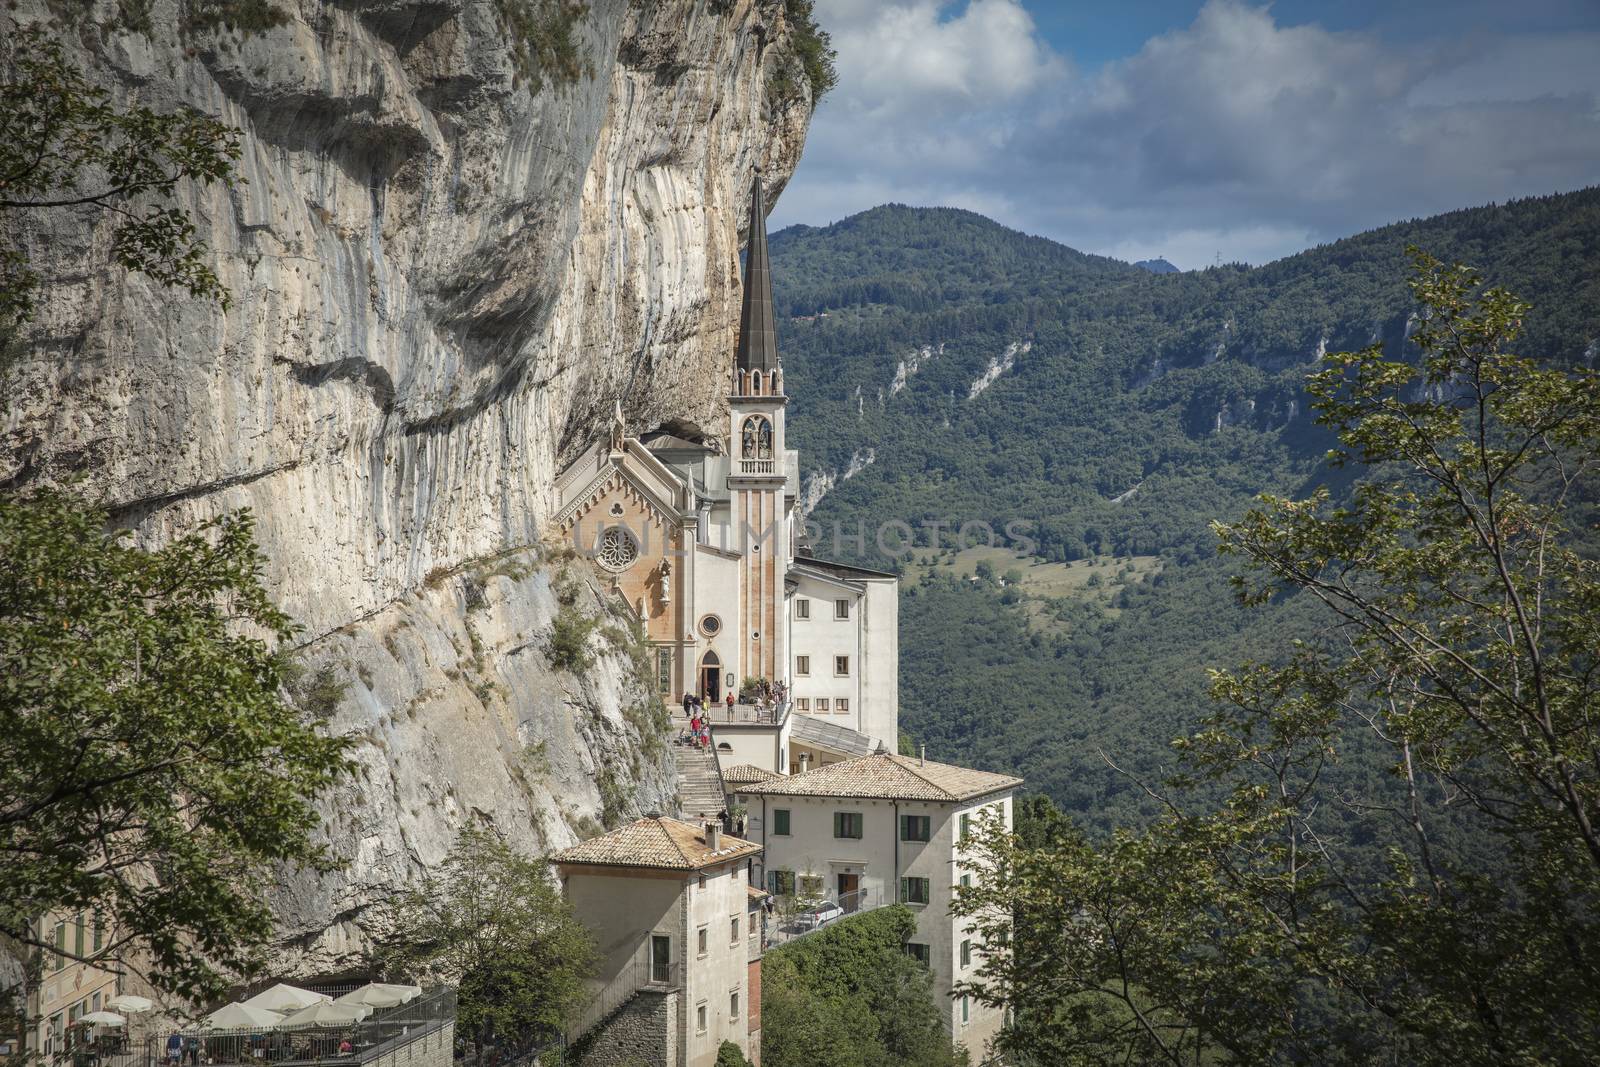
[
  {"left": 571, "top": 955, "right": 683, "bottom": 1041},
  {"left": 136, "top": 987, "right": 456, "bottom": 1067},
  {"left": 761, "top": 887, "right": 884, "bottom": 951}
]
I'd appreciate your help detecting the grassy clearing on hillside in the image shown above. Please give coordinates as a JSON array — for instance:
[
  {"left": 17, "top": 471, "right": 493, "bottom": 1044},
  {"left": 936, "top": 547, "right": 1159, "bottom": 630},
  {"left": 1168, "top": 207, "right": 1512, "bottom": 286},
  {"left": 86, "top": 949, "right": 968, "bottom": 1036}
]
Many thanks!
[{"left": 905, "top": 546, "right": 1163, "bottom": 619}]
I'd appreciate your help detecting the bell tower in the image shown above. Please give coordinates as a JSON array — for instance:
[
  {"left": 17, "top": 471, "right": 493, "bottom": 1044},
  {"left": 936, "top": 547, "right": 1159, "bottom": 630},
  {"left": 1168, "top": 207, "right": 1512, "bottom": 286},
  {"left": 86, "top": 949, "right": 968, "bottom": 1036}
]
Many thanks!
[{"left": 729, "top": 168, "right": 789, "bottom": 685}]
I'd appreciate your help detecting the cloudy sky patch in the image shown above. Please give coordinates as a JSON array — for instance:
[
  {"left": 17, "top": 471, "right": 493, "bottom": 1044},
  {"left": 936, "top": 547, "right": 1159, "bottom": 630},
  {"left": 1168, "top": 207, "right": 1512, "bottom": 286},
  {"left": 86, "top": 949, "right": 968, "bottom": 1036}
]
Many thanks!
[{"left": 772, "top": 0, "right": 1600, "bottom": 267}]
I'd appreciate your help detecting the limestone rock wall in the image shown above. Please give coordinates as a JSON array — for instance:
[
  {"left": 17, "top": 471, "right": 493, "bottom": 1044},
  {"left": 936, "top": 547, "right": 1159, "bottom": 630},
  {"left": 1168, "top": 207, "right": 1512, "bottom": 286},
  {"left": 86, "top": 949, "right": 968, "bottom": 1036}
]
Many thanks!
[
  {"left": 273, "top": 549, "right": 676, "bottom": 973},
  {"left": 0, "top": 0, "right": 812, "bottom": 970}
]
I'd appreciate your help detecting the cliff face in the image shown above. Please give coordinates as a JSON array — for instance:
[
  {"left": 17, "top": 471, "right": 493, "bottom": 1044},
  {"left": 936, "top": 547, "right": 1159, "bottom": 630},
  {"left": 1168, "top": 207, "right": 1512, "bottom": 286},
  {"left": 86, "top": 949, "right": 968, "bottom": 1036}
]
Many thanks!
[{"left": 1, "top": 0, "right": 811, "bottom": 969}]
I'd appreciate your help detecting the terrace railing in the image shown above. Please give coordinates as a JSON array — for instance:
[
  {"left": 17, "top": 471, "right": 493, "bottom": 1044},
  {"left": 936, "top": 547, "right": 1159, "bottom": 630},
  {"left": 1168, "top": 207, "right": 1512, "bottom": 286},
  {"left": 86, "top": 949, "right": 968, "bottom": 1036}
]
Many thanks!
[{"left": 138, "top": 987, "right": 456, "bottom": 1067}]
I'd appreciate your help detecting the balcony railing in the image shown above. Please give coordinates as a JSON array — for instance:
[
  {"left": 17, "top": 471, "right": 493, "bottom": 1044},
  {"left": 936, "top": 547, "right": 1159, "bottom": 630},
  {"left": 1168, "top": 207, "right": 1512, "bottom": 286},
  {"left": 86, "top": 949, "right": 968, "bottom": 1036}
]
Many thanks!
[
  {"left": 760, "top": 887, "right": 884, "bottom": 952},
  {"left": 122, "top": 988, "right": 456, "bottom": 1067},
  {"left": 738, "top": 459, "right": 775, "bottom": 475}
]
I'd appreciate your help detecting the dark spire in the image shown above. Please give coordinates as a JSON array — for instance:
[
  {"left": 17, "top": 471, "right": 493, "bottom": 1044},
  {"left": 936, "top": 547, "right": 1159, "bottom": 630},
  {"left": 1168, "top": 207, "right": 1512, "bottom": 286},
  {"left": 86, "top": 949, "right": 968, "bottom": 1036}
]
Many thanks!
[{"left": 734, "top": 169, "right": 779, "bottom": 374}]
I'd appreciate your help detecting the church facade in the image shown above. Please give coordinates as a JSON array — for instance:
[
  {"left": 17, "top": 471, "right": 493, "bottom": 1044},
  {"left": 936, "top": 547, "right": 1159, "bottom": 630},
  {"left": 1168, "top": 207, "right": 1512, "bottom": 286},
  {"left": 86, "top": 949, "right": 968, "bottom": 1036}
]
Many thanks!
[{"left": 550, "top": 176, "right": 898, "bottom": 757}]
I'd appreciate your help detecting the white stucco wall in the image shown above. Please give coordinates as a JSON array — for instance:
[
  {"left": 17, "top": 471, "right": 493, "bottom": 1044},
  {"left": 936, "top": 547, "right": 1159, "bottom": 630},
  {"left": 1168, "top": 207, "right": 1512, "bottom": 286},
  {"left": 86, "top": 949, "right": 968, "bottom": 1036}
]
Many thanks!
[
  {"left": 733, "top": 789, "right": 1015, "bottom": 1060},
  {"left": 682, "top": 860, "right": 756, "bottom": 1067},
  {"left": 691, "top": 544, "right": 743, "bottom": 697},
  {"left": 788, "top": 574, "right": 862, "bottom": 728},
  {"left": 857, "top": 578, "right": 899, "bottom": 753},
  {"left": 562, "top": 858, "right": 758, "bottom": 1067}
]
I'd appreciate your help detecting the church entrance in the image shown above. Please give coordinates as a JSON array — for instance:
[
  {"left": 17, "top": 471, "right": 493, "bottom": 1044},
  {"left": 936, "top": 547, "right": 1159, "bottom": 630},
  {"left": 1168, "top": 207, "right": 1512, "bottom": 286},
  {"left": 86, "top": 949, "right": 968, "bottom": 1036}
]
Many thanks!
[{"left": 698, "top": 652, "right": 722, "bottom": 703}]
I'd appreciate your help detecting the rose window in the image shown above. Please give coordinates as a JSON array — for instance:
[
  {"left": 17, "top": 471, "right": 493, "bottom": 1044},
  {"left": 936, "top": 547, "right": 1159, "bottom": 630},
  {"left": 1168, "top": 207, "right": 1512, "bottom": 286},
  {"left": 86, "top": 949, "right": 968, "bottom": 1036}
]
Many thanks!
[{"left": 597, "top": 526, "right": 639, "bottom": 572}]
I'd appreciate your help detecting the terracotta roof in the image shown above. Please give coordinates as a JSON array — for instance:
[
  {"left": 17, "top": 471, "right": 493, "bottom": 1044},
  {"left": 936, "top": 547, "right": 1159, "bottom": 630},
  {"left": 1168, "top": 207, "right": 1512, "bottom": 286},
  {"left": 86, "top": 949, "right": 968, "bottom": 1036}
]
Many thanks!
[
  {"left": 733, "top": 753, "right": 1022, "bottom": 802},
  {"left": 552, "top": 816, "right": 760, "bottom": 871},
  {"left": 722, "top": 763, "right": 779, "bottom": 785},
  {"left": 747, "top": 885, "right": 769, "bottom": 901}
]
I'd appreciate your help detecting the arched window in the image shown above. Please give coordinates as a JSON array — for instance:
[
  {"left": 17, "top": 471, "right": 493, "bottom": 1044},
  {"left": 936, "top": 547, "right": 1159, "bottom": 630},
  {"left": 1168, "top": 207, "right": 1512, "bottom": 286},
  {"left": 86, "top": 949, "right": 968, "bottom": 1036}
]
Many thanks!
[
  {"left": 741, "top": 415, "right": 772, "bottom": 459},
  {"left": 751, "top": 371, "right": 764, "bottom": 395}
]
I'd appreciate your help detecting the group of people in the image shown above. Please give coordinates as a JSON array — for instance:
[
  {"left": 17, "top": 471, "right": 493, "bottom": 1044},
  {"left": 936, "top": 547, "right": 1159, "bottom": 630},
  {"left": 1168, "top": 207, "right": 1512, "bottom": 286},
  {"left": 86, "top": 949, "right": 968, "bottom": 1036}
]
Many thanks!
[
  {"left": 681, "top": 690, "right": 736, "bottom": 748},
  {"left": 680, "top": 692, "right": 717, "bottom": 749}
]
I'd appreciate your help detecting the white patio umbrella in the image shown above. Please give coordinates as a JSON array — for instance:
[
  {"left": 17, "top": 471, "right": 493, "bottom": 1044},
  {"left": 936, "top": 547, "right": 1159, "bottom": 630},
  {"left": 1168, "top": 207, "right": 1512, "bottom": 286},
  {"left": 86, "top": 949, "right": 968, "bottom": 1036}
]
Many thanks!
[
  {"left": 79, "top": 1012, "right": 125, "bottom": 1026},
  {"left": 277, "top": 1001, "right": 372, "bottom": 1029},
  {"left": 241, "top": 983, "right": 330, "bottom": 1013},
  {"left": 333, "top": 984, "right": 421, "bottom": 1010},
  {"left": 109, "top": 995, "right": 154, "bottom": 1014},
  {"left": 203, "top": 1003, "right": 284, "bottom": 1030}
]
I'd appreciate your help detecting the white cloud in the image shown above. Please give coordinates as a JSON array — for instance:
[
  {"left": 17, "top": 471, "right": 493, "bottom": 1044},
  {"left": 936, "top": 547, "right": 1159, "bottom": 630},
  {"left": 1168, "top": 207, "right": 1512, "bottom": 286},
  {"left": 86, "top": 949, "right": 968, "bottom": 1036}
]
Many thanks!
[
  {"left": 818, "top": 0, "right": 1064, "bottom": 112},
  {"left": 773, "top": 0, "right": 1600, "bottom": 266}
]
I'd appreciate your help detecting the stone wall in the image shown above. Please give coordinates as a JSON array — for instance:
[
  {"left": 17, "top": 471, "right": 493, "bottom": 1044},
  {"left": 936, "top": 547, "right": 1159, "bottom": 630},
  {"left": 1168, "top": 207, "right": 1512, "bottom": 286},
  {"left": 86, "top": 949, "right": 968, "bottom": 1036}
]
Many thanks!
[{"left": 573, "top": 989, "right": 678, "bottom": 1067}]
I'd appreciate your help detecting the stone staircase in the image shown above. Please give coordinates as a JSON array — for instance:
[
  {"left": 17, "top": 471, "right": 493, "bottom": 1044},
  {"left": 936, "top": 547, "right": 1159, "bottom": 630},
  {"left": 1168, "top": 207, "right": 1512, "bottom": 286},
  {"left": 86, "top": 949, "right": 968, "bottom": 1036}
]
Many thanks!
[{"left": 674, "top": 740, "right": 727, "bottom": 821}]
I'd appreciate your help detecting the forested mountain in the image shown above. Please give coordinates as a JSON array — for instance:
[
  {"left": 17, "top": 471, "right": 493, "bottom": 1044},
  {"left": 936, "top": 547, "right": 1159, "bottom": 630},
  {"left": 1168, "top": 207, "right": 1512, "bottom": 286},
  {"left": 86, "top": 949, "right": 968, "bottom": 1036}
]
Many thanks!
[{"left": 772, "top": 190, "right": 1600, "bottom": 829}]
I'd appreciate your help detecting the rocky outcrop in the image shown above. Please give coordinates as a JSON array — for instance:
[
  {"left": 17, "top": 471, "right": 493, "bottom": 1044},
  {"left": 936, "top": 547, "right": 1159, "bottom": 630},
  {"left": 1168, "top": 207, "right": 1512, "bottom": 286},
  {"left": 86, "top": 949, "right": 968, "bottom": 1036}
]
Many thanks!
[
  {"left": 1, "top": 0, "right": 813, "bottom": 969},
  {"left": 272, "top": 547, "right": 675, "bottom": 973}
]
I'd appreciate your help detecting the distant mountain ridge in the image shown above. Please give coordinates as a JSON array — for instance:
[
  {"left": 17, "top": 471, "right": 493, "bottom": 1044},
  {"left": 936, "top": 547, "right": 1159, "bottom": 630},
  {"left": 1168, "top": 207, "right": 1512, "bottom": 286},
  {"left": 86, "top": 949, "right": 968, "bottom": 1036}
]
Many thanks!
[{"left": 770, "top": 188, "right": 1600, "bottom": 820}]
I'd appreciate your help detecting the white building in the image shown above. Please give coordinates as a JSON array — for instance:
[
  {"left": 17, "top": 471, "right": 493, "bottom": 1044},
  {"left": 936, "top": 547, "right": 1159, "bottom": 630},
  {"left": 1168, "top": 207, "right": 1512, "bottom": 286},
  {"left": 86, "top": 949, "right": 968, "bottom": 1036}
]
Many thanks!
[
  {"left": 729, "top": 753, "right": 1021, "bottom": 1057},
  {"left": 787, "top": 558, "right": 898, "bottom": 755},
  {"left": 553, "top": 816, "right": 766, "bottom": 1067},
  {"left": 549, "top": 175, "right": 898, "bottom": 759}
]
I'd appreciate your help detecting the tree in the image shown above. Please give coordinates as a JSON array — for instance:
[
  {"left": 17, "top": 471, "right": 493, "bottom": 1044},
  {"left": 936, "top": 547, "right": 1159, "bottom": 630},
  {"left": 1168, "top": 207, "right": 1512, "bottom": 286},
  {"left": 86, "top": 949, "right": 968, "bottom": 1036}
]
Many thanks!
[
  {"left": 379, "top": 827, "right": 596, "bottom": 1060},
  {"left": 954, "top": 252, "right": 1600, "bottom": 1065},
  {"left": 715, "top": 1040, "right": 753, "bottom": 1067},
  {"left": 761, "top": 906, "right": 966, "bottom": 1067},
  {"left": 0, "top": 20, "right": 239, "bottom": 349},
  {"left": 0, "top": 491, "right": 351, "bottom": 1000}
]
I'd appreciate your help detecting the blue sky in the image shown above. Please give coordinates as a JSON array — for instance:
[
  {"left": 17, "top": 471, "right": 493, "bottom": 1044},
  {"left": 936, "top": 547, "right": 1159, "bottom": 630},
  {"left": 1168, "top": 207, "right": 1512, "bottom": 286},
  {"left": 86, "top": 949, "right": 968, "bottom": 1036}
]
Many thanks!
[{"left": 770, "top": 0, "right": 1600, "bottom": 267}]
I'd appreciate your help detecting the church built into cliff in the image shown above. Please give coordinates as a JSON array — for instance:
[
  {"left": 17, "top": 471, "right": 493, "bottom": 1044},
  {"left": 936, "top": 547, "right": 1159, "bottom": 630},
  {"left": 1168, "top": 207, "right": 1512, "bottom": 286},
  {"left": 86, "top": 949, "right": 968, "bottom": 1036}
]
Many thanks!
[{"left": 551, "top": 176, "right": 897, "bottom": 767}]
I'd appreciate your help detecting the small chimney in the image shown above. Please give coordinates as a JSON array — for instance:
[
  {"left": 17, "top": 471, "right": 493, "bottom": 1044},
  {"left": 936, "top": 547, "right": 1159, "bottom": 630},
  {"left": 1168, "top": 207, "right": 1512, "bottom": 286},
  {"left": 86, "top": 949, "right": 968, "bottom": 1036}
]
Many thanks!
[
  {"left": 919, "top": 745, "right": 925, "bottom": 767},
  {"left": 799, "top": 753, "right": 811, "bottom": 772},
  {"left": 705, "top": 821, "right": 722, "bottom": 851}
]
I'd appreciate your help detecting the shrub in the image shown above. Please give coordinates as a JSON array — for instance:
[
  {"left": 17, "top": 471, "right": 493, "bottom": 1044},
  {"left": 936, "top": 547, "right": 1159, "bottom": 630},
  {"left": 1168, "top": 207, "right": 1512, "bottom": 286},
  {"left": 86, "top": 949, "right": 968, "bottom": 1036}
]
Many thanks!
[{"left": 548, "top": 602, "right": 597, "bottom": 671}]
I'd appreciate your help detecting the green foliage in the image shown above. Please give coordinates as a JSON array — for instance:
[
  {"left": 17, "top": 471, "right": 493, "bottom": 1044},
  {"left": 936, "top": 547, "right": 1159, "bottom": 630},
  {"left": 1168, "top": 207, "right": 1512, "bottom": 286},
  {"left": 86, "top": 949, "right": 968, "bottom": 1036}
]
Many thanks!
[
  {"left": 762, "top": 906, "right": 966, "bottom": 1067},
  {"left": 284, "top": 661, "right": 350, "bottom": 719},
  {"left": 715, "top": 1040, "right": 752, "bottom": 1067},
  {"left": 493, "top": 0, "right": 590, "bottom": 94},
  {"left": 0, "top": 20, "right": 241, "bottom": 343},
  {"left": 181, "top": 0, "right": 290, "bottom": 35},
  {"left": 773, "top": 0, "right": 837, "bottom": 111},
  {"left": 777, "top": 189, "right": 1600, "bottom": 828},
  {"left": 0, "top": 489, "right": 351, "bottom": 1002},
  {"left": 548, "top": 598, "right": 598, "bottom": 672},
  {"left": 380, "top": 826, "right": 597, "bottom": 1058},
  {"left": 954, "top": 259, "right": 1600, "bottom": 1065}
]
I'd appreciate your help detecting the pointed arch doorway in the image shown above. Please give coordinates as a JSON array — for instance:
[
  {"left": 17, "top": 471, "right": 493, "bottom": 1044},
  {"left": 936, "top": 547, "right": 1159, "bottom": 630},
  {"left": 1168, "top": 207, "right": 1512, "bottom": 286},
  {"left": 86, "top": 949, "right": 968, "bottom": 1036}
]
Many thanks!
[{"left": 698, "top": 651, "right": 722, "bottom": 703}]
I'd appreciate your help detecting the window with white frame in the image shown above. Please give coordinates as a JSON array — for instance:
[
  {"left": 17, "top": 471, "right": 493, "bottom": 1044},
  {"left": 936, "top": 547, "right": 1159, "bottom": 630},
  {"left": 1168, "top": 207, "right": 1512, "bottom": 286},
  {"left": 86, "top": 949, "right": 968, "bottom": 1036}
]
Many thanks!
[
  {"left": 730, "top": 990, "right": 740, "bottom": 1020},
  {"left": 697, "top": 925, "right": 708, "bottom": 957},
  {"left": 796, "top": 598, "right": 810, "bottom": 619},
  {"left": 731, "top": 916, "right": 740, "bottom": 943},
  {"left": 835, "top": 598, "right": 850, "bottom": 619},
  {"left": 817, "top": 697, "right": 830, "bottom": 712},
  {"left": 796, "top": 697, "right": 810, "bottom": 711},
  {"left": 836, "top": 697, "right": 849, "bottom": 713},
  {"left": 834, "top": 655, "right": 850, "bottom": 676},
  {"left": 696, "top": 1003, "right": 707, "bottom": 1034},
  {"left": 796, "top": 655, "right": 810, "bottom": 676}
]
